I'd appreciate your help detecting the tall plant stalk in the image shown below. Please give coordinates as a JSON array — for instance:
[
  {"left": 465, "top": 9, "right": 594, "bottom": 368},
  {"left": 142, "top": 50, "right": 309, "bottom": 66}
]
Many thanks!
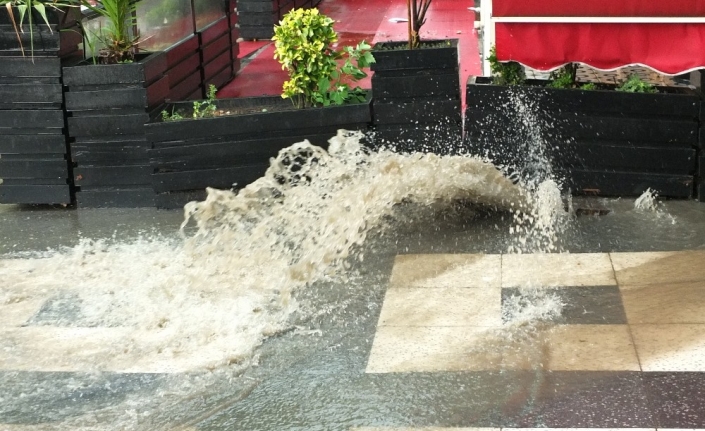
[
  {"left": 407, "top": 0, "right": 431, "bottom": 49},
  {"left": 0, "top": 0, "right": 76, "bottom": 59}
]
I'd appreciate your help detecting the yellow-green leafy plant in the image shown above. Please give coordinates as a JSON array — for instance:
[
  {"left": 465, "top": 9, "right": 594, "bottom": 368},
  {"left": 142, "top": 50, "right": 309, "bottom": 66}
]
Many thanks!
[
  {"left": 0, "top": 0, "right": 76, "bottom": 58},
  {"left": 272, "top": 8, "right": 375, "bottom": 109}
]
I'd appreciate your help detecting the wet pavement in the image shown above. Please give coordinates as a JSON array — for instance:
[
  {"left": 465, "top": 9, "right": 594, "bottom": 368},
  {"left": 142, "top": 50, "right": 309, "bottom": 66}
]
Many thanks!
[{"left": 1, "top": 197, "right": 705, "bottom": 430}]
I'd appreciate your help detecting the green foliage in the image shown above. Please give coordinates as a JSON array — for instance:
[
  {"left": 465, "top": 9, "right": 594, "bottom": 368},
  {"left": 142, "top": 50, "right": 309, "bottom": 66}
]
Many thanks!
[
  {"left": 161, "top": 107, "right": 184, "bottom": 122},
  {"left": 617, "top": 74, "right": 657, "bottom": 93},
  {"left": 272, "top": 8, "right": 375, "bottom": 108},
  {"left": 160, "top": 85, "right": 218, "bottom": 122},
  {"left": 549, "top": 64, "right": 577, "bottom": 89},
  {"left": 488, "top": 45, "right": 525, "bottom": 86},
  {"left": 80, "top": 0, "right": 140, "bottom": 64},
  {"left": 580, "top": 82, "right": 597, "bottom": 91},
  {"left": 192, "top": 84, "right": 218, "bottom": 119},
  {"left": 0, "top": 0, "right": 76, "bottom": 58}
]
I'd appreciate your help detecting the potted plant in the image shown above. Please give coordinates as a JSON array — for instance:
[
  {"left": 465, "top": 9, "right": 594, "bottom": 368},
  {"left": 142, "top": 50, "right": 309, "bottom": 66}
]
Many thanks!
[
  {"left": 62, "top": 0, "right": 172, "bottom": 208},
  {"left": 370, "top": 0, "right": 462, "bottom": 153},
  {"left": 145, "top": 7, "right": 374, "bottom": 208},
  {"left": 0, "top": 0, "right": 81, "bottom": 205},
  {"left": 464, "top": 50, "right": 700, "bottom": 199}
]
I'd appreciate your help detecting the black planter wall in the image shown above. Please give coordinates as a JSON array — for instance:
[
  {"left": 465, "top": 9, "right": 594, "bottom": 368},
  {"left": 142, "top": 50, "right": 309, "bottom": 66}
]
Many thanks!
[
  {"left": 0, "top": 59, "right": 73, "bottom": 204},
  {"left": 64, "top": 54, "right": 170, "bottom": 208},
  {"left": 146, "top": 96, "right": 371, "bottom": 208},
  {"left": 199, "top": 16, "right": 237, "bottom": 92},
  {"left": 0, "top": 9, "right": 81, "bottom": 205},
  {"left": 370, "top": 39, "right": 462, "bottom": 154},
  {"left": 237, "top": 0, "right": 322, "bottom": 40},
  {"left": 465, "top": 77, "right": 700, "bottom": 198}
]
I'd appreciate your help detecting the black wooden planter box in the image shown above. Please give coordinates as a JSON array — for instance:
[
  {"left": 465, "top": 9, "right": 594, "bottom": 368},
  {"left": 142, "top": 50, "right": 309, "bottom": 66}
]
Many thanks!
[
  {"left": 146, "top": 95, "right": 372, "bottom": 208},
  {"left": 465, "top": 76, "right": 701, "bottom": 198},
  {"left": 370, "top": 39, "right": 462, "bottom": 154},
  {"left": 0, "top": 8, "right": 81, "bottom": 205},
  {"left": 236, "top": 0, "right": 321, "bottom": 40},
  {"left": 64, "top": 54, "right": 169, "bottom": 208}
]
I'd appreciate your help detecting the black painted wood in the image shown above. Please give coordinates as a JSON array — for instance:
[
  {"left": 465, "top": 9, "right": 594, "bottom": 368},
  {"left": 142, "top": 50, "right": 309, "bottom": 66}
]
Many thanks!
[
  {"left": 371, "top": 40, "right": 459, "bottom": 72},
  {"left": 464, "top": 77, "right": 702, "bottom": 198},
  {"left": 0, "top": 185, "right": 70, "bottom": 204},
  {"left": 74, "top": 165, "right": 152, "bottom": 187},
  {"left": 372, "top": 71, "right": 460, "bottom": 102},
  {"left": 698, "top": 153, "right": 705, "bottom": 201},
  {"left": 76, "top": 187, "right": 155, "bottom": 208},
  {"left": 147, "top": 95, "right": 372, "bottom": 207},
  {"left": 373, "top": 99, "right": 461, "bottom": 125},
  {"left": 0, "top": 159, "right": 68, "bottom": 179},
  {"left": 569, "top": 170, "right": 694, "bottom": 198},
  {"left": 155, "top": 190, "right": 207, "bottom": 209}
]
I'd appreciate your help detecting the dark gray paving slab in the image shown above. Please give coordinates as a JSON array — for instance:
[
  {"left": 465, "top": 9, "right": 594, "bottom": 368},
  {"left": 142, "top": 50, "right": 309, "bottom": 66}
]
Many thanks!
[
  {"left": 644, "top": 372, "right": 705, "bottom": 428},
  {"left": 502, "top": 286, "right": 627, "bottom": 324}
]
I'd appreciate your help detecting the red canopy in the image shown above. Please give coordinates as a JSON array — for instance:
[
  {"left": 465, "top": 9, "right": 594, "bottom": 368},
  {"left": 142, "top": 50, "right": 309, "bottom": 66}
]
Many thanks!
[{"left": 494, "top": 0, "right": 705, "bottom": 75}]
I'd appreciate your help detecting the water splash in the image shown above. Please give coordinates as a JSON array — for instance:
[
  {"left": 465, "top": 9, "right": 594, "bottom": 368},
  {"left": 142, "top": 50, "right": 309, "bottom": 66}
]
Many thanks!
[{"left": 1, "top": 131, "right": 529, "bottom": 374}]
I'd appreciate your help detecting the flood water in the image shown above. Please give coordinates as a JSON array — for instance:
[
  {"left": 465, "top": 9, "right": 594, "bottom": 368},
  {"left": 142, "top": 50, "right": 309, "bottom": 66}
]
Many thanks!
[{"left": 1, "top": 131, "right": 705, "bottom": 430}]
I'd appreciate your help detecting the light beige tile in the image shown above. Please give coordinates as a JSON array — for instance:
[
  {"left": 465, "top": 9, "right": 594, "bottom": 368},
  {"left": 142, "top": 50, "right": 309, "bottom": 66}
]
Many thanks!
[
  {"left": 610, "top": 250, "right": 705, "bottom": 286},
  {"left": 621, "top": 281, "right": 705, "bottom": 324},
  {"left": 377, "top": 287, "right": 502, "bottom": 327},
  {"left": 389, "top": 254, "right": 501, "bottom": 288},
  {"left": 0, "top": 327, "right": 242, "bottom": 373},
  {"left": 366, "top": 324, "right": 639, "bottom": 373},
  {"left": 632, "top": 324, "right": 705, "bottom": 371},
  {"left": 539, "top": 325, "right": 640, "bottom": 371},
  {"left": 501, "top": 253, "right": 616, "bottom": 287}
]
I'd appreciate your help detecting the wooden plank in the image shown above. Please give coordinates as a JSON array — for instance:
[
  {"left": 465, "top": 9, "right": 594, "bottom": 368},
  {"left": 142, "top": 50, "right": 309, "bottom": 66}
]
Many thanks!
[
  {"left": 68, "top": 113, "right": 150, "bottom": 137},
  {"left": 76, "top": 187, "right": 154, "bottom": 208},
  {"left": 373, "top": 99, "right": 461, "bottom": 125},
  {"left": 0, "top": 110, "right": 64, "bottom": 129},
  {"left": 0, "top": 83, "right": 62, "bottom": 105},
  {"left": 0, "top": 185, "right": 70, "bottom": 204},
  {"left": 0, "top": 135, "right": 66, "bottom": 154},
  {"left": 74, "top": 165, "right": 152, "bottom": 187},
  {"left": 568, "top": 170, "right": 694, "bottom": 198},
  {"left": 155, "top": 190, "right": 207, "bottom": 209},
  {"left": 152, "top": 164, "right": 269, "bottom": 192},
  {"left": 0, "top": 159, "right": 68, "bottom": 179}
]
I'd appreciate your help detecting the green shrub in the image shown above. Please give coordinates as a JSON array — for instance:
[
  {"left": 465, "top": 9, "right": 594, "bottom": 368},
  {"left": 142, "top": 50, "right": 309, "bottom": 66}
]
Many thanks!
[
  {"left": 617, "top": 74, "right": 657, "bottom": 93},
  {"left": 272, "top": 8, "right": 375, "bottom": 108},
  {"left": 488, "top": 45, "right": 525, "bottom": 86},
  {"left": 80, "top": 0, "right": 140, "bottom": 63},
  {"left": 549, "top": 64, "right": 577, "bottom": 89}
]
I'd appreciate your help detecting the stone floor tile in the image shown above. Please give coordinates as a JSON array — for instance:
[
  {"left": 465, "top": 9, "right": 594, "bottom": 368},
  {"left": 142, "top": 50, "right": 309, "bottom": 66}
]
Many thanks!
[
  {"left": 620, "top": 281, "right": 705, "bottom": 324},
  {"left": 511, "top": 372, "right": 655, "bottom": 427},
  {"left": 501, "top": 253, "right": 616, "bottom": 288},
  {"left": 389, "top": 254, "right": 501, "bottom": 289},
  {"left": 643, "top": 372, "right": 705, "bottom": 428},
  {"left": 378, "top": 287, "right": 502, "bottom": 327},
  {"left": 631, "top": 324, "right": 705, "bottom": 371},
  {"left": 502, "top": 286, "right": 627, "bottom": 325},
  {"left": 366, "top": 324, "right": 639, "bottom": 373},
  {"left": 610, "top": 250, "right": 705, "bottom": 286},
  {"left": 535, "top": 325, "right": 640, "bottom": 371}
]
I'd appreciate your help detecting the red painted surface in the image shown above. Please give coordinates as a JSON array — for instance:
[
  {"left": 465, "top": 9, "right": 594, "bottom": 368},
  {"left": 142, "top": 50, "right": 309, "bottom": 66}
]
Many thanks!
[
  {"left": 218, "top": 0, "right": 480, "bottom": 105},
  {"left": 493, "top": 0, "right": 705, "bottom": 17}
]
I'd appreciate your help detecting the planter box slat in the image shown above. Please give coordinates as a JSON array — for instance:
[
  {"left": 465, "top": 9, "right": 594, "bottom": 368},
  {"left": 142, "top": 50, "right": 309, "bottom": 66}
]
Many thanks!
[
  {"left": 0, "top": 83, "right": 63, "bottom": 105},
  {"left": 0, "top": 110, "right": 64, "bottom": 129},
  {"left": 199, "top": 17, "right": 230, "bottom": 46},
  {"left": 165, "top": 36, "right": 199, "bottom": 67},
  {"left": 373, "top": 99, "right": 461, "bottom": 125},
  {"left": 203, "top": 50, "right": 232, "bottom": 81},
  {"left": 0, "top": 58, "right": 61, "bottom": 78},
  {"left": 0, "top": 185, "right": 70, "bottom": 204},
  {"left": 569, "top": 170, "right": 694, "bottom": 198},
  {"left": 148, "top": 101, "right": 371, "bottom": 142},
  {"left": 372, "top": 72, "right": 460, "bottom": 101},
  {"left": 167, "top": 73, "right": 202, "bottom": 102},
  {"left": 697, "top": 153, "right": 704, "bottom": 201},
  {"left": 76, "top": 188, "right": 155, "bottom": 208},
  {"left": 0, "top": 159, "right": 68, "bottom": 178},
  {"left": 66, "top": 88, "right": 148, "bottom": 111},
  {"left": 371, "top": 40, "right": 459, "bottom": 72},
  {"left": 63, "top": 54, "right": 167, "bottom": 86},
  {"left": 465, "top": 110, "right": 698, "bottom": 147},
  {"left": 466, "top": 81, "right": 699, "bottom": 119},
  {"left": 0, "top": 135, "right": 66, "bottom": 154},
  {"left": 152, "top": 164, "right": 270, "bottom": 192},
  {"left": 74, "top": 165, "right": 152, "bottom": 187},
  {"left": 68, "top": 113, "right": 150, "bottom": 137},
  {"left": 166, "top": 52, "right": 201, "bottom": 89},
  {"left": 202, "top": 33, "right": 231, "bottom": 64},
  {"left": 567, "top": 144, "right": 697, "bottom": 175},
  {"left": 206, "top": 64, "right": 235, "bottom": 91}
]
